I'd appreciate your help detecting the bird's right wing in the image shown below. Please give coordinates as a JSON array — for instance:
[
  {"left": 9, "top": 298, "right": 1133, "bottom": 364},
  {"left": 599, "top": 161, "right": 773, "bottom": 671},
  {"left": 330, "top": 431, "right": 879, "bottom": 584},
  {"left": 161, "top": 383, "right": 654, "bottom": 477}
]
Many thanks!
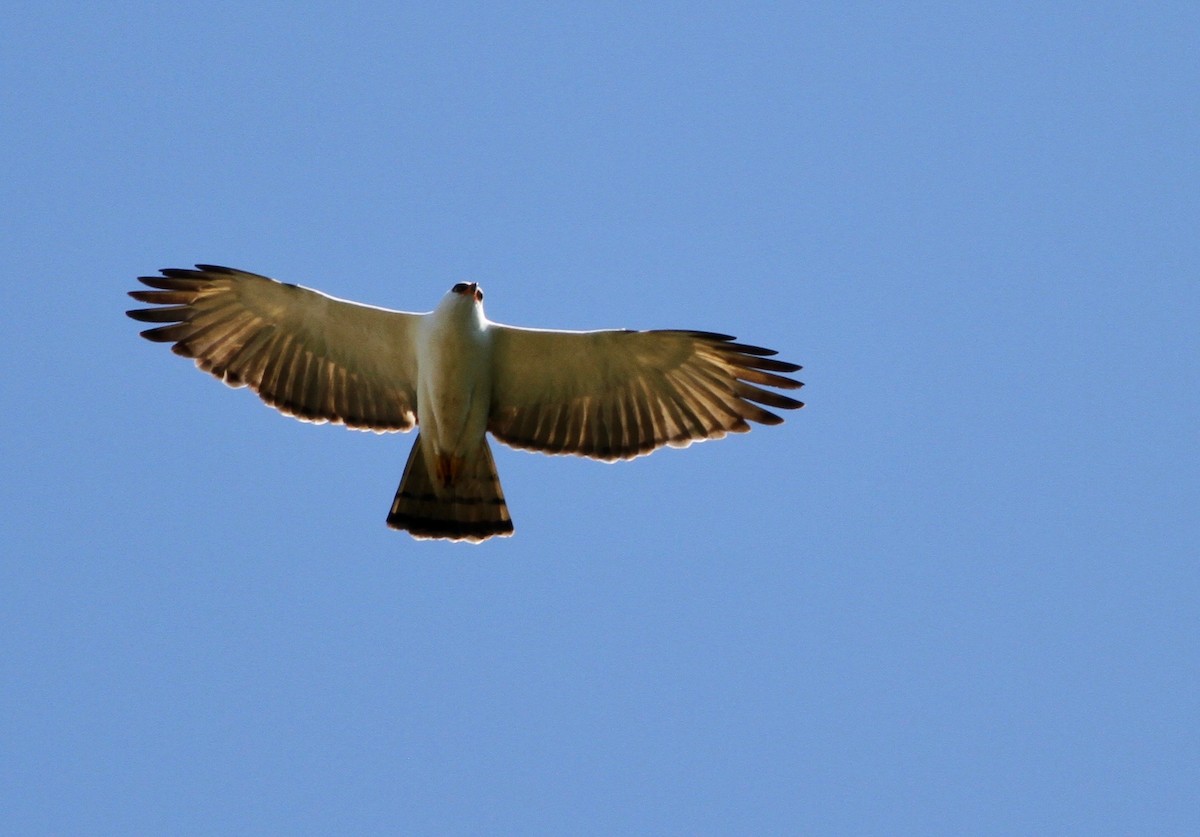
[
  {"left": 127, "top": 265, "right": 420, "bottom": 431},
  {"left": 487, "top": 325, "right": 803, "bottom": 461}
]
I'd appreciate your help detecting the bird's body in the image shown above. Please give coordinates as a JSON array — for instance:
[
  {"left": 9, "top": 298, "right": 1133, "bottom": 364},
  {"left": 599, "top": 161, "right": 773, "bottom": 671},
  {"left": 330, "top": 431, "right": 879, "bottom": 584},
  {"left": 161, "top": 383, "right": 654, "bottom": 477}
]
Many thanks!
[
  {"left": 394, "top": 283, "right": 513, "bottom": 539},
  {"left": 128, "top": 265, "right": 803, "bottom": 542},
  {"left": 417, "top": 285, "right": 491, "bottom": 479}
]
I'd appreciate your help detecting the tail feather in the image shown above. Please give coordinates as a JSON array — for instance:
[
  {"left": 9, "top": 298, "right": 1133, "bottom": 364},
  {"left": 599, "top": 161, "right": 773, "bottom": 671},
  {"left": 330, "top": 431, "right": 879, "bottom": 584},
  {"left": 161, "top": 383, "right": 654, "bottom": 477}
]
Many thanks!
[{"left": 387, "top": 433, "right": 513, "bottom": 542}]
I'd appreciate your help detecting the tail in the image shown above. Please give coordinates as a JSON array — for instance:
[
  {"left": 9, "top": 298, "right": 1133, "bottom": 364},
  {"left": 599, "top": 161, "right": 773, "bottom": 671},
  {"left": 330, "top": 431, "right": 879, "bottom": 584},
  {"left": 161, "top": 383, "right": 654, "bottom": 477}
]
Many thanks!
[{"left": 386, "top": 433, "right": 514, "bottom": 542}]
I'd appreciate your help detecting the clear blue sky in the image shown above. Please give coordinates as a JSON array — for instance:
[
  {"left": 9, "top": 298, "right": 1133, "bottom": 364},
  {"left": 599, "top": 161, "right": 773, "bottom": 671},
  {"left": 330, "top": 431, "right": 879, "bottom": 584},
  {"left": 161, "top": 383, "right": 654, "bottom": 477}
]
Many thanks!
[{"left": 2, "top": 3, "right": 1196, "bottom": 834}]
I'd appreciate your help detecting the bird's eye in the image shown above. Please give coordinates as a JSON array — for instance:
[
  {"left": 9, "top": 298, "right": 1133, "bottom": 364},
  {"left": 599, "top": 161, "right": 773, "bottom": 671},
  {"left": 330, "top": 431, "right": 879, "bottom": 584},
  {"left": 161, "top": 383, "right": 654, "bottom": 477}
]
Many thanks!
[
  {"left": 451, "top": 282, "right": 468, "bottom": 294},
  {"left": 474, "top": 288, "right": 484, "bottom": 302}
]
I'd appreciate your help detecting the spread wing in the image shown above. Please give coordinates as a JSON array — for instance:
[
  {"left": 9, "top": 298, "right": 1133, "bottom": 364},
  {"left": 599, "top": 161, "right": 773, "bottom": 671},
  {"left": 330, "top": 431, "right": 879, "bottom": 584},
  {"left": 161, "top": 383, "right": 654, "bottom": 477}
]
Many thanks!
[
  {"left": 127, "top": 265, "right": 420, "bottom": 431},
  {"left": 487, "top": 325, "right": 803, "bottom": 461}
]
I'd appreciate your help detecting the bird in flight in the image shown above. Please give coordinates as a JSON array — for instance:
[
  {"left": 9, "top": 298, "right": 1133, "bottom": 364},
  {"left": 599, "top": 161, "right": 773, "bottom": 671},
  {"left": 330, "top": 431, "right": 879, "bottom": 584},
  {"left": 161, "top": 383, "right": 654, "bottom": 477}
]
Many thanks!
[{"left": 127, "top": 265, "right": 804, "bottom": 542}]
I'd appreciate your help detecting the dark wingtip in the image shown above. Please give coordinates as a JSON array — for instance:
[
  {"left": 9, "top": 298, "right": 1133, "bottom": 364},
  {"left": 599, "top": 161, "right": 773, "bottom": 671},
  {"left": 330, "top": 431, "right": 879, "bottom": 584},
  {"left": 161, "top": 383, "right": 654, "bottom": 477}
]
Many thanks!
[
  {"left": 126, "top": 308, "right": 165, "bottom": 322},
  {"left": 722, "top": 341, "right": 780, "bottom": 357},
  {"left": 194, "top": 264, "right": 276, "bottom": 281},
  {"left": 138, "top": 325, "right": 179, "bottom": 342}
]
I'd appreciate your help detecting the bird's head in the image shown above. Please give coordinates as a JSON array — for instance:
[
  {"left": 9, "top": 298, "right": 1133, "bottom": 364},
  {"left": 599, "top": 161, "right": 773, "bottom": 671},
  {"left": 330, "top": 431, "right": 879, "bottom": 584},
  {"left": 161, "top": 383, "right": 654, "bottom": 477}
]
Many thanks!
[{"left": 450, "top": 282, "right": 483, "bottom": 303}]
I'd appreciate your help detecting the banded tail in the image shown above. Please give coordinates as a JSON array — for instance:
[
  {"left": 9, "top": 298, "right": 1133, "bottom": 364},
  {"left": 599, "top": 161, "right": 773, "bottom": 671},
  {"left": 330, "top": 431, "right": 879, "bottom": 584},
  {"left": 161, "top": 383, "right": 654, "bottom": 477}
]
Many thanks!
[{"left": 387, "top": 434, "right": 514, "bottom": 542}]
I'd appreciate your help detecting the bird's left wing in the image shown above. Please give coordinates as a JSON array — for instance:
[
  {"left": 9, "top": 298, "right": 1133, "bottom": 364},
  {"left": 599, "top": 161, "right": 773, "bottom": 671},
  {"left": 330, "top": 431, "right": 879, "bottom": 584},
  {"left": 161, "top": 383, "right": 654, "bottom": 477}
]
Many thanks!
[
  {"left": 127, "top": 265, "right": 420, "bottom": 431},
  {"left": 487, "top": 325, "right": 803, "bottom": 461}
]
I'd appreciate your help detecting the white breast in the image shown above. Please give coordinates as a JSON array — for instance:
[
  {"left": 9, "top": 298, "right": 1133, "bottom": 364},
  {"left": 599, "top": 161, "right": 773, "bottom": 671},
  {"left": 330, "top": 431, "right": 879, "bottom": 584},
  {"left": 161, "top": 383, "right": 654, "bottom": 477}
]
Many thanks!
[{"left": 416, "top": 294, "right": 493, "bottom": 459}]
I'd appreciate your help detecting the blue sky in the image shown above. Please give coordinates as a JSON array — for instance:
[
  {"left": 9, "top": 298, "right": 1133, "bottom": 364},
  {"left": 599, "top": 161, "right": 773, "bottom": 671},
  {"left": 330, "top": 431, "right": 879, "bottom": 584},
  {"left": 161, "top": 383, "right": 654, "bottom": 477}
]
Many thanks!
[{"left": 2, "top": 3, "right": 1196, "bottom": 834}]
